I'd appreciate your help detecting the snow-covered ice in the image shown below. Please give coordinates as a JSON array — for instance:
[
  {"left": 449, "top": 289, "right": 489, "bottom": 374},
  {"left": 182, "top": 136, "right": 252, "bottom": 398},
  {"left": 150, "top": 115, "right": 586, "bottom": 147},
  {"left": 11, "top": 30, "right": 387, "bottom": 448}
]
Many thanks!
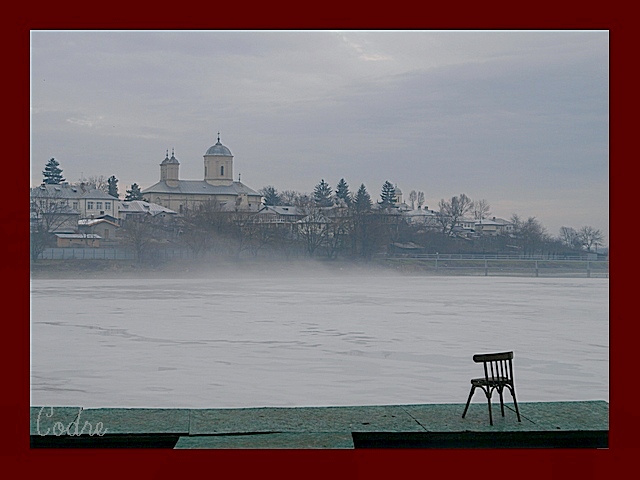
[{"left": 30, "top": 270, "right": 609, "bottom": 408}]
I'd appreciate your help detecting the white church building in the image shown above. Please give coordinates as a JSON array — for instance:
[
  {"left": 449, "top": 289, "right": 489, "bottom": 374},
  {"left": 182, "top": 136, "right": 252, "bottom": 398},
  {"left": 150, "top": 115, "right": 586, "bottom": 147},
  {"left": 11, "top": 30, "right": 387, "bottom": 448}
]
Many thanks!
[{"left": 142, "top": 134, "right": 262, "bottom": 214}]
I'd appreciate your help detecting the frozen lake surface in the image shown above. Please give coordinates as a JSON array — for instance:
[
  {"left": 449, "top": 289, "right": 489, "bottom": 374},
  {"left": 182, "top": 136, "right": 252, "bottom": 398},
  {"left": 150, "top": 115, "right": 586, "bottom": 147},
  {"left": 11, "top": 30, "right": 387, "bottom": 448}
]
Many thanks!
[{"left": 30, "top": 269, "right": 609, "bottom": 408}]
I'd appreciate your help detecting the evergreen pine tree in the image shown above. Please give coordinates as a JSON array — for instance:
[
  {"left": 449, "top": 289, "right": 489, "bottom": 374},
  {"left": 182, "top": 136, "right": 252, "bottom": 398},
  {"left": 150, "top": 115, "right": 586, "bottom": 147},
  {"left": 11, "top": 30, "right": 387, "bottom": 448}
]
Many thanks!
[
  {"left": 259, "top": 185, "right": 281, "bottom": 206},
  {"left": 313, "top": 179, "right": 333, "bottom": 207},
  {"left": 353, "top": 184, "right": 372, "bottom": 212},
  {"left": 42, "top": 158, "right": 65, "bottom": 185},
  {"left": 107, "top": 175, "right": 119, "bottom": 198},
  {"left": 379, "top": 180, "right": 397, "bottom": 208},
  {"left": 334, "top": 178, "right": 351, "bottom": 206},
  {"left": 125, "top": 183, "right": 144, "bottom": 201}
]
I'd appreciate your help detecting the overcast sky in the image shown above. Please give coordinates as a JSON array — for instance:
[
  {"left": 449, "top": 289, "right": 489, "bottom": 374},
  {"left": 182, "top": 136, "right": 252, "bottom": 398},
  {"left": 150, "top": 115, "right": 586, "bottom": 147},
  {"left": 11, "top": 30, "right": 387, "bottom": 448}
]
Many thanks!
[{"left": 30, "top": 30, "right": 609, "bottom": 243}]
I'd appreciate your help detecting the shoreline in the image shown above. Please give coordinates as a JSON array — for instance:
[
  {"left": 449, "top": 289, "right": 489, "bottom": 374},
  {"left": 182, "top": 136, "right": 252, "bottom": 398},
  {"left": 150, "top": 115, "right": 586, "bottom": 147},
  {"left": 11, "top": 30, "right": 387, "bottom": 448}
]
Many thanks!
[{"left": 30, "top": 257, "right": 610, "bottom": 280}]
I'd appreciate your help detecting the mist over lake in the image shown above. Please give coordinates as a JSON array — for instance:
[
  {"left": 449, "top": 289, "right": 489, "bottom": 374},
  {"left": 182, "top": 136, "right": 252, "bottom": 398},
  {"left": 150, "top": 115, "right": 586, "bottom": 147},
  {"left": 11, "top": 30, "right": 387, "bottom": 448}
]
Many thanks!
[{"left": 30, "top": 266, "right": 608, "bottom": 409}]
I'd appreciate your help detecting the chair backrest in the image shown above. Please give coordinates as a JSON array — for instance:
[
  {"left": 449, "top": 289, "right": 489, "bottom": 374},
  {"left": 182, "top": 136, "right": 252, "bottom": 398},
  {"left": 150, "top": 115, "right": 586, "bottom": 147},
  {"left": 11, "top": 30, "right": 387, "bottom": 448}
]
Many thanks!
[{"left": 473, "top": 351, "right": 515, "bottom": 383}]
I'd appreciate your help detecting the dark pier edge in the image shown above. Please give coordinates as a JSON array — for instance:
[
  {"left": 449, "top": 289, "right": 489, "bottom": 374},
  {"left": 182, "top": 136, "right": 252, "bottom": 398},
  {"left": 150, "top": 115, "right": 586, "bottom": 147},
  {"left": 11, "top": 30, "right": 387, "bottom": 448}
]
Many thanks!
[
  {"left": 31, "top": 430, "right": 608, "bottom": 449},
  {"left": 351, "top": 430, "right": 609, "bottom": 449},
  {"left": 30, "top": 433, "right": 182, "bottom": 449}
]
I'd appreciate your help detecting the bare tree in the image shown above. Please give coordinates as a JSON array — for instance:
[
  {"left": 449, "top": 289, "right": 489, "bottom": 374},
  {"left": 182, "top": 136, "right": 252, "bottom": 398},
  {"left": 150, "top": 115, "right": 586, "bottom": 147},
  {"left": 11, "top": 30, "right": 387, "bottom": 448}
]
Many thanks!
[
  {"left": 280, "top": 190, "right": 303, "bottom": 205},
  {"left": 30, "top": 188, "right": 78, "bottom": 260},
  {"left": 408, "top": 190, "right": 418, "bottom": 210},
  {"left": 324, "top": 205, "right": 351, "bottom": 259},
  {"left": 559, "top": 226, "right": 580, "bottom": 249},
  {"left": 225, "top": 210, "right": 273, "bottom": 259},
  {"left": 577, "top": 226, "right": 605, "bottom": 252},
  {"left": 120, "top": 215, "right": 158, "bottom": 262},
  {"left": 437, "top": 193, "right": 473, "bottom": 235},
  {"left": 30, "top": 188, "right": 76, "bottom": 234},
  {"left": 350, "top": 208, "right": 386, "bottom": 259},
  {"left": 77, "top": 174, "right": 109, "bottom": 193},
  {"left": 246, "top": 214, "right": 287, "bottom": 258},
  {"left": 435, "top": 204, "right": 450, "bottom": 234},
  {"left": 472, "top": 199, "right": 491, "bottom": 220},
  {"left": 510, "top": 214, "right": 549, "bottom": 256},
  {"left": 296, "top": 200, "right": 330, "bottom": 257},
  {"left": 417, "top": 191, "right": 425, "bottom": 209},
  {"left": 178, "top": 199, "right": 227, "bottom": 257}
]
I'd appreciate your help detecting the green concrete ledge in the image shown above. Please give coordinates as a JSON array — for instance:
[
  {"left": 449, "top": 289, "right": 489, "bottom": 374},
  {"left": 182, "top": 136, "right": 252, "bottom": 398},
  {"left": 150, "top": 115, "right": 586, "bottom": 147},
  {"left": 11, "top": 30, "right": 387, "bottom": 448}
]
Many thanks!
[
  {"left": 30, "top": 401, "right": 608, "bottom": 449},
  {"left": 189, "top": 404, "right": 423, "bottom": 435},
  {"left": 175, "top": 433, "right": 355, "bottom": 449}
]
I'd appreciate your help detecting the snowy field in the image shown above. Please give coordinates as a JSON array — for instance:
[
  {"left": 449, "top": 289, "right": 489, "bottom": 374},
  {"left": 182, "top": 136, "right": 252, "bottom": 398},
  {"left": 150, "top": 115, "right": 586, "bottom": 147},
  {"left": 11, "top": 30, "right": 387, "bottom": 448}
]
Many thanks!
[{"left": 30, "top": 269, "right": 609, "bottom": 408}]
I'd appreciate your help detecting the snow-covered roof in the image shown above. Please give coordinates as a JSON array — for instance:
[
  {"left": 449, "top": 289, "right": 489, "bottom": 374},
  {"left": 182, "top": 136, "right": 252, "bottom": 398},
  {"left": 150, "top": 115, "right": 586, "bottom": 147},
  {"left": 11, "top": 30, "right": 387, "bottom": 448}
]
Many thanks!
[
  {"left": 118, "top": 201, "right": 176, "bottom": 216},
  {"left": 54, "top": 233, "right": 101, "bottom": 239},
  {"left": 476, "top": 217, "right": 512, "bottom": 226},
  {"left": 142, "top": 180, "right": 259, "bottom": 196},
  {"left": 78, "top": 218, "right": 119, "bottom": 227},
  {"left": 257, "top": 205, "right": 304, "bottom": 216},
  {"left": 404, "top": 208, "right": 436, "bottom": 217},
  {"left": 391, "top": 242, "right": 424, "bottom": 250},
  {"left": 30, "top": 183, "right": 115, "bottom": 200}
]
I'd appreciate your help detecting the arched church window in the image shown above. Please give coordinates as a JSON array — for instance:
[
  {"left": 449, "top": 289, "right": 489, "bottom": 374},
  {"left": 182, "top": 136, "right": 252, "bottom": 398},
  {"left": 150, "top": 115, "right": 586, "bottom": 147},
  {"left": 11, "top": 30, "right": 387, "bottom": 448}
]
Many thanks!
[{"left": 221, "top": 165, "right": 224, "bottom": 176}]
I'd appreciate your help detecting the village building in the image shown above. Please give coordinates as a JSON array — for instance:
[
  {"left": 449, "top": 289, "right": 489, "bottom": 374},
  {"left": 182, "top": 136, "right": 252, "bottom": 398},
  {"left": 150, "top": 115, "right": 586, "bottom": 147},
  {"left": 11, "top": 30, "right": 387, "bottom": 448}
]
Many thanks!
[
  {"left": 54, "top": 233, "right": 101, "bottom": 248},
  {"left": 117, "top": 200, "right": 177, "bottom": 222},
  {"left": 142, "top": 134, "right": 262, "bottom": 214},
  {"left": 255, "top": 205, "right": 305, "bottom": 224},
  {"left": 30, "top": 183, "right": 117, "bottom": 220},
  {"left": 456, "top": 216, "right": 515, "bottom": 237},
  {"left": 474, "top": 217, "right": 514, "bottom": 236},
  {"left": 403, "top": 206, "right": 439, "bottom": 227},
  {"left": 77, "top": 218, "right": 120, "bottom": 243}
]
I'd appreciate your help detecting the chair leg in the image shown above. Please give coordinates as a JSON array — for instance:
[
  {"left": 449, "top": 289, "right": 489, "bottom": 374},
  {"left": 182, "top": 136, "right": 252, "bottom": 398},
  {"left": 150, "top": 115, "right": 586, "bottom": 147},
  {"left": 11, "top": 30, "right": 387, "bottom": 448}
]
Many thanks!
[
  {"left": 510, "top": 387, "right": 521, "bottom": 422},
  {"left": 486, "top": 391, "right": 493, "bottom": 426},
  {"left": 499, "top": 387, "right": 505, "bottom": 417},
  {"left": 462, "top": 385, "right": 476, "bottom": 418}
]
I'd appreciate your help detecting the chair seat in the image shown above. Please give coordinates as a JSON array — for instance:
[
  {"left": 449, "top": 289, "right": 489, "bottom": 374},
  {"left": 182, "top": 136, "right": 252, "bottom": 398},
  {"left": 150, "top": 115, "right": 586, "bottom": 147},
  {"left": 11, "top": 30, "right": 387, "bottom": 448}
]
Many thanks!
[{"left": 471, "top": 377, "right": 511, "bottom": 386}]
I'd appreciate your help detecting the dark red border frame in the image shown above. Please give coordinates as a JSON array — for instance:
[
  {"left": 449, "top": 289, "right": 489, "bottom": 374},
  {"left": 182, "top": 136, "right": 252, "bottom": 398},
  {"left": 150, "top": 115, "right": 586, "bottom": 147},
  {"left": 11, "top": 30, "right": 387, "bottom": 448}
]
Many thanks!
[{"left": 12, "top": 4, "right": 628, "bottom": 479}]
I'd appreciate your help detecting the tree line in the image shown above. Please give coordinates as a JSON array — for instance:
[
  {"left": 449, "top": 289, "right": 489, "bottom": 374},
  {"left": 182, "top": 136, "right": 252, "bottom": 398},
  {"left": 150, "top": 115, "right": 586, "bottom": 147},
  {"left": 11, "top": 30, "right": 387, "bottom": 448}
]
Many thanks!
[
  {"left": 33, "top": 158, "right": 606, "bottom": 262},
  {"left": 119, "top": 178, "right": 604, "bottom": 263},
  {"left": 40, "top": 157, "right": 144, "bottom": 200}
]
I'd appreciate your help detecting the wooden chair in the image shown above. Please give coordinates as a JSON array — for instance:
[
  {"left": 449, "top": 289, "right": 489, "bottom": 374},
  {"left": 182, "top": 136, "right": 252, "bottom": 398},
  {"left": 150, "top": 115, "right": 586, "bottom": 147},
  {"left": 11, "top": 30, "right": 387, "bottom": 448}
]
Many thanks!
[{"left": 461, "top": 351, "right": 521, "bottom": 425}]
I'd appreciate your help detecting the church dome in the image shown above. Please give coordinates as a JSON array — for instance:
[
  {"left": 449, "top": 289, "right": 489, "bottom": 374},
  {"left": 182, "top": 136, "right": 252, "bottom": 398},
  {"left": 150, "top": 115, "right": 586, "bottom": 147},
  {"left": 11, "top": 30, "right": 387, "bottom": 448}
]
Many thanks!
[
  {"left": 205, "top": 134, "right": 232, "bottom": 156},
  {"left": 161, "top": 149, "right": 179, "bottom": 164}
]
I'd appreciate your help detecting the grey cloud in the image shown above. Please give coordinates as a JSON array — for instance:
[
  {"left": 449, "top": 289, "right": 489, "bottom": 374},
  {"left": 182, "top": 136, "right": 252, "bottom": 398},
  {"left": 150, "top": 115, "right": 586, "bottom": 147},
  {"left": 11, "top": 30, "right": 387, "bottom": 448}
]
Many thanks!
[{"left": 30, "top": 30, "right": 609, "bottom": 240}]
